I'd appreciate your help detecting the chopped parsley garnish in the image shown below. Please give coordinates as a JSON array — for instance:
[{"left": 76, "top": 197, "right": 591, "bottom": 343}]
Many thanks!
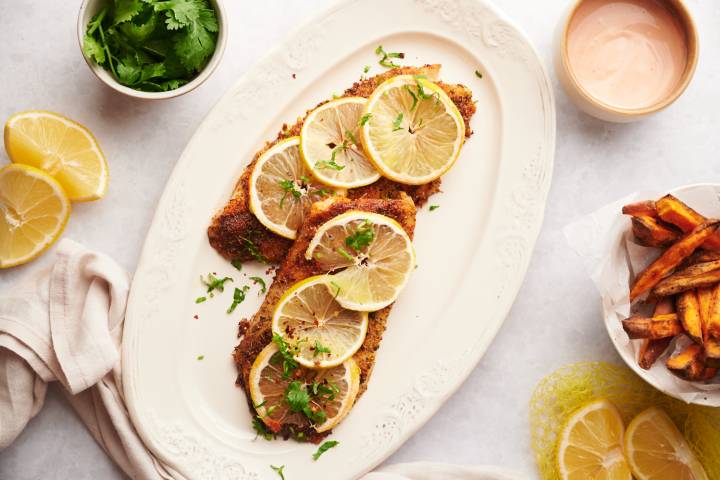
[
  {"left": 311, "top": 381, "right": 339, "bottom": 401},
  {"left": 309, "top": 187, "right": 331, "bottom": 197},
  {"left": 272, "top": 333, "right": 298, "bottom": 378},
  {"left": 279, "top": 179, "right": 303, "bottom": 209},
  {"left": 345, "top": 220, "right": 374, "bottom": 251},
  {"left": 227, "top": 286, "right": 250, "bottom": 313},
  {"left": 429, "top": 205, "right": 440, "bottom": 211},
  {"left": 313, "top": 341, "right": 331, "bottom": 357},
  {"left": 392, "top": 112, "right": 404, "bottom": 132},
  {"left": 312, "top": 440, "right": 339, "bottom": 460},
  {"left": 413, "top": 74, "right": 435, "bottom": 100},
  {"left": 196, "top": 355, "right": 204, "bottom": 360},
  {"left": 363, "top": 65, "right": 370, "bottom": 74},
  {"left": 316, "top": 140, "right": 349, "bottom": 171},
  {"left": 270, "top": 464, "right": 286, "bottom": 480},
  {"left": 337, "top": 247, "right": 354, "bottom": 261},
  {"left": 82, "top": 0, "right": 219, "bottom": 92},
  {"left": 195, "top": 296, "right": 207, "bottom": 304},
  {"left": 250, "top": 276, "right": 267, "bottom": 294},
  {"left": 359, "top": 113, "right": 372, "bottom": 126},
  {"left": 241, "top": 237, "right": 269, "bottom": 264},
  {"left": 201, "top": 273, "right": 233, "bottom": 295},
  {"left": 285, "top": 380, "right": 327, "bottom": 423},
  {"left": 404, "top": 85, "right": 418, "bottom": 111},
  {"left": 345, "top": 129, "right": 359, "bottom": 146},
  {"left": 231, "top": 258, "right": 243, "bottom": 271},
  {"left": 475, "top": 70, "right": 483, "bottom": 79},
  {"left": 375, "top": 45, "right": 404, "bottom": 69},
  {"left": 253, "top": 417, "right": 274, "bottom": 440}
]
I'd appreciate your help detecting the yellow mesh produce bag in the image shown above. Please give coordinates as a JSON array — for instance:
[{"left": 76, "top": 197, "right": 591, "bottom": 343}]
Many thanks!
[{"left": 529, "top": 362, "right": 720, "bottom": 479}]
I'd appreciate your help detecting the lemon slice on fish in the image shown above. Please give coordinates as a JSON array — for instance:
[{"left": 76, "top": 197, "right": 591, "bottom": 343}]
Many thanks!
[
  {"left": 556, "top": 399, "right": 631, "bottom": 480},
  {"left": 249, "top": 136, "right": 338, "bottom": 239},
  {"left": 360, "top": 75, "right": 465, "bottom": 185},
  {"left": 272, "top": 275, "right": 368, "bottom": 368},
  {"left": 249, "top": 342, "right": 361, "bottom": 433},
  {"left": 0, "top": 164, "right": 71, "bottom": 268},
  {"left": 305, "top": 211, "right": 415, "bottom": 311},
  {"left": 300, "top": 97, "right": 381, "bottom": 189},
  {"left": 4, "top": 110, "right": 108, "bottom": 202}
]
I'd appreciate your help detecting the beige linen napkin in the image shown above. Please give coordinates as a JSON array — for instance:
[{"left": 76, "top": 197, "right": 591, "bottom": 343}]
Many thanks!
[{"left": 0, "top": 239, "right": 525, "bottom": 480}]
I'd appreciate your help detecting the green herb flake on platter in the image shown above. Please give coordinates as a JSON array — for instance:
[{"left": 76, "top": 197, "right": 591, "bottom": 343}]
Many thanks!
[
  {"left": 312, "top": 440, "right": 339, "bottom": 460},
  {"left": 82, "top": 0, "right": 219, "bottom": 92}
]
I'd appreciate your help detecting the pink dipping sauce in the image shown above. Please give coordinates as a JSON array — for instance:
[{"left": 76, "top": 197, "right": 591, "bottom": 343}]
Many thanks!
[{"left": 567, "top": 0, "right": 688, "bottom": 110}]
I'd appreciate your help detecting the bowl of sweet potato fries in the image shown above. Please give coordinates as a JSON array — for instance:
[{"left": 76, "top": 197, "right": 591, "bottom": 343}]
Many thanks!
[{"left": 620, "top": 191, "right": 720, "bottom": 388}]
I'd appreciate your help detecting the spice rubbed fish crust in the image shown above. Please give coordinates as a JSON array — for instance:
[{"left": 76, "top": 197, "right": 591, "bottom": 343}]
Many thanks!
[
  {"left": 207, "top": 64, "right": 476, "bottom": 264},
  {"left": 234, "top": 194, "right": 417, "bottom": 442}
]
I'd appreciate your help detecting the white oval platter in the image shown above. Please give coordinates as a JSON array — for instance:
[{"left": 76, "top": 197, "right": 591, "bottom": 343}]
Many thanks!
[{"left": 122, "top": 0, "right": 556, "bottom": 479}]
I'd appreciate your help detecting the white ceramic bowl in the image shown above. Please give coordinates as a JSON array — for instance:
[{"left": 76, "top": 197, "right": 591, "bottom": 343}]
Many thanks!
[{"left": 77, "top": 0, "right": 228, "bottom": 100}]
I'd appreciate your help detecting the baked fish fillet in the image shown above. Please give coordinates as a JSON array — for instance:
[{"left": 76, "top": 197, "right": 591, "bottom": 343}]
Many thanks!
[
  {"left": 208, "top": 64, "right": 475, "bottom": 264},
  {"left": 234, "top": 194, "right": 416, "bottom": 440}
]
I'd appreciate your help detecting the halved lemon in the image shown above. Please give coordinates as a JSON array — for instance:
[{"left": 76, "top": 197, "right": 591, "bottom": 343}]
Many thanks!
[
  {"left": 0, "top": 164, "right": 71, "bottom": 268},
  {"left": 305, "top": 211, "right": 415, "bottom": 311},
  {"left": 624, "top": 407, "right": 708, "bottom": 480},
  {"left": 300, "top": 97, "right": 380, "bottom": 188},
  {"left": 4, "top": 111, "right": 108, "bottom": 202},
  {"left": 248, "top": 342, "right": 360, "bottom": 433},
  {"left": 556, "top": 399, "right": 631, "bottom": 480},
  {"left": 249, "top": 136, "right": 339, "bottom": 239},
  {"left": 360, "top": 75, "right": 465, "bottom": 185},
  {"left": 272, "top": 275, "right": 368, "bottom": 368}
]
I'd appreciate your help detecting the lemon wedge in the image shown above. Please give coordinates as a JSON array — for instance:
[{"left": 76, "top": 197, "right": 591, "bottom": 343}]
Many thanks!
[
  {"left": 300, "top": 97, "right": 381, "bottom": 188},
  {"left": 556, "top": 399, "right": 631, "bottom": 480},
  {"left": 305, "top": 211, "right": 415, "bottom": 311},
  {"left": 360, "top": 75, "right": 465, "bottom": 185},
  {"left": 248, "top": 342, "right": 360, "bottom": 433},
  {"left": 0, "top": 164, "right": 71, "bottom": 268},
  {"left": 249, "top": 137, "right": 339, "bottom": 239},
  {"left": 624, "top": 407, "right": 708, "bottom": 480},
  {"left": 272, "top": 275, "right": 368, "bottom": 368},
  {"left": 4, "top": 111, "right": 108, "bottom": 202}
]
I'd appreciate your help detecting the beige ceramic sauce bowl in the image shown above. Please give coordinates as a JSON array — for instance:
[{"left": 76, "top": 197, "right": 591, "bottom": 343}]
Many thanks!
[{"left": 555, "top": 0, "right": 698, "bottom": 122}]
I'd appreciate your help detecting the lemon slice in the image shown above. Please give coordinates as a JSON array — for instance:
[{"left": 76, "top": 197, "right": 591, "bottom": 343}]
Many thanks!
[
  {"left": 300, "top": 97, "right": 381, "bottom": 188},
  {"left": 305, "top": 211, "right": 415, "bottom": 311},
  {"left": 272, "top": 275, "right": 368, "bottom": 368},
  {"left": 557, "top": 399, "right": 631, "bottom": 480},
  {"left": 360, "top": 75, "right": 465, "bottom": 185},
  {"left": 0, "top": 164, "right": 71, "bottom": 268},
  {"left": 4, "top": 111, "right": 108, "bottom": 202},
  {"left": 248, "top": 342, "right": 360, "bottom": 433},
  {"left": 624, "top": 407, "right": 708, "bottom": 480},
  {"left": 249, "top": 136, "right": 338, "bottom": 239}
]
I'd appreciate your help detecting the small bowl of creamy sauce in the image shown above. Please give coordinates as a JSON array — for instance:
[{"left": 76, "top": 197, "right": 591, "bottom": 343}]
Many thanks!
[{"left": 556, "top": 0, "right": 698, "bottom": 122}]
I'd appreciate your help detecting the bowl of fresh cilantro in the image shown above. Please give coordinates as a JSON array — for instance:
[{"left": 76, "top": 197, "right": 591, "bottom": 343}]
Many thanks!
[{"left": 78, "top": 0, "right": 227, "bottom": 99}]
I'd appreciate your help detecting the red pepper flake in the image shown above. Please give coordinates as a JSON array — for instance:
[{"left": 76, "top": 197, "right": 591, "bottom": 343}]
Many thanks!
[
  {"left": 292, "top": 73, "right": 296, "bottom": 79},
  {"left": 193, "top": 314, "right": 199, "bottom": 320}
]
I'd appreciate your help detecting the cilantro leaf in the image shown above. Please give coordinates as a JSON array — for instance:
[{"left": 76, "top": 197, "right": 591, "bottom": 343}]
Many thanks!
[
  {"left": 227, "top": 286, "right": 250, "bottom": 313},
  {"left": 83, "top": 34, "right": 106, "bottom": 64},
  {"left": 345, "top": 220, "right": 374, "bottom": 251},
  {"left": 113, "top": 0, "right": 146, "bottom": 25},
  {"left": 153, "top": 0, "right": 202, "bottom": 29},
  {"left": 249, "top": 276, "right": 267, "bottom": 294},
  {"left": 312, "top": 440, "right": 339, "bottom": 460},
  {"left": 285, "top": 381, "right": 310, "bottom": 413}
]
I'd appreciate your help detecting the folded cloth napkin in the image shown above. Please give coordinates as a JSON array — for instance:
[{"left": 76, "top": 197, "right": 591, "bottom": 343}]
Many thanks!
[{"left": 0, "top": 239, "right": 526, "bottom": 480}]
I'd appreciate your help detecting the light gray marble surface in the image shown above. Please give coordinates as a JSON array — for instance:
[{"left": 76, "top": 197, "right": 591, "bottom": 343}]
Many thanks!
[{"left": 1, "top": 0, "right": 719, "bottom": 478}]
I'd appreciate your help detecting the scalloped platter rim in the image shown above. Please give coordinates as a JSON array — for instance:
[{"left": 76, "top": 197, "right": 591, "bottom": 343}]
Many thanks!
[{"left": 122, "top": 0, "right": 556, "bottom": 478}]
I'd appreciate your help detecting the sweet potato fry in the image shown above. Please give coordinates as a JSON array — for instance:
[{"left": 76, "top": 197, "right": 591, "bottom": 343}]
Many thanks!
[
  {"left": 666, "top": 343, "right": 705, "bottom": 381},
  {"left": 653, "top": 268, "right": 720, "bottom": 297},
  {"left": 631, "top": 216, "right": 680, "bottom": 248},
  {"left": 705, "top": 338, "right": 720, "bottom": 369},
  {"left": 707, "top": 283, "right": 720, "bottom": 339},
  {"left": 622, "top": 313, "right": 683, "bottom": 339},
  {"left": 677, "top": 291, "right": 703, "bottom": 343},
  {"left": 630, "top": 220, "right": 720, "bottom": 301},
  {"left": 656, "top": 194, "right": 720, "bottom": 250},
  {"left": 622, "top": 200, "right": 658, "bottom": 218},
  {"left": 638, "top": 299, "right": 675, "bottom": 369}
]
